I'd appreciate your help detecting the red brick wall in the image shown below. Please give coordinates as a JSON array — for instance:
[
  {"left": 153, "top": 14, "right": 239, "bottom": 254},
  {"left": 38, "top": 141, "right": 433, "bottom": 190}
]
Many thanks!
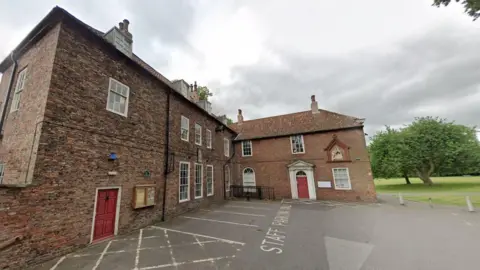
[
  {"left": 0, "top": 23, "right": 61, "bottom": 185},
  {"left": 0, "top": 20, "right": 234, "bottom": 269},
  {"left": 233, "top": 127, "right": 376, "bottom": 202}
]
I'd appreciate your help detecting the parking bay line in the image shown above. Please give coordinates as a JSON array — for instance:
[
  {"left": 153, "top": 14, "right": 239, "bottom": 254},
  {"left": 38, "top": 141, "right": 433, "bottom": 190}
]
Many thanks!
[
  {"left": 151, "top": 226, "right": 245, "bottom": 246},
  {"left": 180, "top": 216, "right": 259, "bottom": 228},
  {"left": 139, "top": 255, "right": 236, "bottom": 270},
  {"left": 224, "top": 205, "right": 272, "bottom": 210},
  {"left": 200, "top": 209, "right": 266, "bottom": 217},
  {"left": 71, "top": 240, "right": 219, "bottom": 258}
]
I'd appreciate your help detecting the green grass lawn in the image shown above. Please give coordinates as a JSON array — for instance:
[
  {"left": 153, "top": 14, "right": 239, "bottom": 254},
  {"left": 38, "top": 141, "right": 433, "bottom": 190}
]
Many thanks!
[{"left": 374, "top": 176, "right": 480, "bottom": 206}]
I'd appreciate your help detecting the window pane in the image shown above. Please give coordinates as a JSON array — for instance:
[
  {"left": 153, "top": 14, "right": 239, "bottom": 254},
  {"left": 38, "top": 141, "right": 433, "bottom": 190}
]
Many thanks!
[{"left": 195, "top": 164, "right": 202, "bottom": 198}]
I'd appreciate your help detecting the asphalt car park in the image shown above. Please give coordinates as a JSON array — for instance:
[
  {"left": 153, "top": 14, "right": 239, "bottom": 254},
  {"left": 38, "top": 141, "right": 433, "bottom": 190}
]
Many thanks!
[{"left": 34, "top": 199, "right": 480, "bottom": 270}]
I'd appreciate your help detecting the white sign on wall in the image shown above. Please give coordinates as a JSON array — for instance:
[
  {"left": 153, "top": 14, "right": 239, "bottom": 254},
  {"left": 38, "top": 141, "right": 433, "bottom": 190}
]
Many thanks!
[{"left": 318, "top": 181, "right": 332, "bottom": 188}]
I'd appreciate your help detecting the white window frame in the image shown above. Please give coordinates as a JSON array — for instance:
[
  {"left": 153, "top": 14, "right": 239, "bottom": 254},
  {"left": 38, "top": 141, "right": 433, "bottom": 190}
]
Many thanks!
[
  {"left": 10, "top": 68, "right": 28, "bottom": 112},
  {"left": 290, "top": 135, "right": 305, "bottom": 154},
  {"left": 206, "top": 165, "right": 214, "bottom": 196},
  {"left": 194, "top": 163, "right": 203, "bottom": 199},
  {"left": 225, "top": 165, "right": 231, "bottom": 192},
  {"left": 242, "top": 167, "right": 256, "bottom": 193},
  {"left": 332, "top": 168, "right": 352, "bottom": 190},
  {"left": 106, "top": 78, "right": 129, "bottom": 117},
  {"left": 242, "top": 140, "right": 253, "bottom": 157},
  {"left": 224, "top": 138, "right": 230, "bottom": 157},
  {"left": 181, "top": 116, "right": 189, "bottom": 141},
  {"left": 0, "top": 163, "right": 5, "bottom": 184},
  {"left": 179, "top": 162, "right": 190, "bottom": 202},
  {"left": 195, "top": 123, "right": 202, "bottom": 146},
  {"left": 206, "top": 129, "right": 212, "bottom": 149}
]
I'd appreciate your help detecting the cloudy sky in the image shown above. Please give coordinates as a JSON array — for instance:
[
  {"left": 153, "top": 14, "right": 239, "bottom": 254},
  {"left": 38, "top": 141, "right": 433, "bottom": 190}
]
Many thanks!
[{"left": 1, "top": 0, "right": 479, "bottom": 137}]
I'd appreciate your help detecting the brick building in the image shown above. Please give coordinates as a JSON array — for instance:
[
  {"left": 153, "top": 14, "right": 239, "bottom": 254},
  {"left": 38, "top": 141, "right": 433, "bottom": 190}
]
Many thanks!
[
  {"left": 229, "top": 95, "right": 376, "bottom": 202},
  {"left": 0, "top": 7, "right": 236, "bottom": 269},
  {"left": 0, "top": 6, "right": 376, "bottom": 269}
]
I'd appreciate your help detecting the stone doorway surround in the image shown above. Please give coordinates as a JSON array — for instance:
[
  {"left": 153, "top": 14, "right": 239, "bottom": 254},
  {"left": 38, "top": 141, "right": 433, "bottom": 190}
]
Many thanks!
[{"left": 287, "top": 160, "right": 317, "bottom": 200}]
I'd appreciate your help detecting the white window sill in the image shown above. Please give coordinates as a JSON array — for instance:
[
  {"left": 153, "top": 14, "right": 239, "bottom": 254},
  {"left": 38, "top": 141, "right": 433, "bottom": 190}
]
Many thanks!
[
  {"left": 107, "top": 108, "right": 128, "bottom": 117},
  {"left": 179, "top": 198, "right": 190, "bottom": 203},
  {"left": 242, "top": 154, "right": 252, "bottom": 157},
  {"left": 292, "top": 151, "right": 306, "bottom": 154},
  {"left": 207, "top": 193, "right": 214, "bottom": 197},
  {"left": 194, "top": 195, "right": 203, "bottom": 199},
  {"left": 195, "top": 142, "right": 202, "bottom": 146},
  {"left": 334, "top": 187, "right": 352, "bottom": 190},
  {"left": 181, "top": 138, "right": 189, "bottom": 142}
]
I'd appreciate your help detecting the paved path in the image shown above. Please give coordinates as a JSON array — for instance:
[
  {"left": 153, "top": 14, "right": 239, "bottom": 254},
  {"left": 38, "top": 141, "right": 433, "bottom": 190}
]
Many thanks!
[{"left": 33, "top": 199, "right": 480, "bottom": 270}]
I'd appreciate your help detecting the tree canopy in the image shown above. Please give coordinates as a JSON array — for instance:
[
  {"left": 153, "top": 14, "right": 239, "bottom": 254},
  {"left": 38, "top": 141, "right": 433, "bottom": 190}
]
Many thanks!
[
  {"left": 433, "top": 0, "right": 480, "bottom": 20},
  {"left": 198, "top": 86, "right": 213, "bottom": 101},
  {"left": 369, "top": 117, "right": 480, "bottom": 185}
]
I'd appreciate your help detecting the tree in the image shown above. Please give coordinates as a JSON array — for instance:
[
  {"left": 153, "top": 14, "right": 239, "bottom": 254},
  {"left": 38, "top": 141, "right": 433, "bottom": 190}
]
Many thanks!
[
  {"left": 433, "top": 0, "right": 480, "bottom": 20},
  {"left": 198, "top": 86, "right": 213, "bottom": 101},
  {"left": 401, "top": 117, "right": 479, "bottom": 185},
  {"left": 369, "top": 117, "right": 480, "bottom": 185},
  {"left": 369, "top": 127, "right": 413, "bottom": 184},
  {"left": 226, "top": 117, "right": 233, "bottom": 125}
]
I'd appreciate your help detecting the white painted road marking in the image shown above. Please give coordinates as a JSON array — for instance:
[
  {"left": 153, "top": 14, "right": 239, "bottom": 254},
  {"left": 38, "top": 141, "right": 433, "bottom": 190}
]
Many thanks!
[
  {"left": 151, "top": 226, "right": 245, "bottom": 245},
  {"left": 325, "top": 236, "right": 373, "bottom": 270},
  {"left": 229, "top": 201, "right": 276, "bottom": 206},
  {"left": 465, "top": 220, "right": 473, "bottom": 226},
  {"left": 201, "top": 209, "right": 266, "bottom": 217},
  {"left": 92, "top": 240, "right": 111, "bottom": 270},
  {"left": 181, "top": 216, "right": 259, "bottom": 227},
  {"left": 139, "top": 255, "right": 236, "bottom": 270},
  {"left": 49, "top": 256, "right": 65, "bottom": 270},
  {"left": 71, "top": 240, "right": 219, "bottom": 258},
  {"left": 260, "top": 204, "right": 292, "bottom": 254},
  {"left": 134, "top": 229, "right": 143, "bottom": 270},
  {"left": 163, "top": 230, "right": 178, "bottom": 270},
  {"left": 224, "top": 205, "right": 272, "bottom": 210}
]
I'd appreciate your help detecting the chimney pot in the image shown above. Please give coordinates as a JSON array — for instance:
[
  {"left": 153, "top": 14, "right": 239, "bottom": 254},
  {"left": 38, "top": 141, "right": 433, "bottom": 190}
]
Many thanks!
[
  {"left": 194, "top": 81, "right": 198, "bottom": 92},
  {"left": 311, "top": 94, "right": 319, "bottom": 114},
  {"left": 237, "top": 109, "right": 244, "bottom": 124},
  {"left": 123, "top": 19, "right": 130, "bottom": 31},
  {"left": 190, "top": 84, "right": 194, "bottom": 92}
]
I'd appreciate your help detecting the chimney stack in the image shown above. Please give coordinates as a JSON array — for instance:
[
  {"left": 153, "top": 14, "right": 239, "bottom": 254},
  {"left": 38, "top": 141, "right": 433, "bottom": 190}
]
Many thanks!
[
  {"left": 119, "top": 22, "right": 124, "bottom": 30},
  {"left": 123, "top": 19, "right": 130, "bottom": 32},
  {"left": 237, "top": 109, "right": 244, "bottom": 124},
  {"left": 194, "top": 81, "right": 198, "bottom": 92},
  {"left": 311, "top": 95, "right": 319, "bottom": 114}
]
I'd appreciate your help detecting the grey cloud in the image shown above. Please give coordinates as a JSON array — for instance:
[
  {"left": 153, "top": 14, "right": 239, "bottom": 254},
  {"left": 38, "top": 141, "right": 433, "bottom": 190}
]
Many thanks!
[{"left": 214, "top": 24, "right": 480, "bottom": 137}]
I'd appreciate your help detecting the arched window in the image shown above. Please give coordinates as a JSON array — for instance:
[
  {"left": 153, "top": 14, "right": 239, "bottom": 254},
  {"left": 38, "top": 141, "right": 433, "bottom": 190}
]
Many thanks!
[
  {"left": 243, "top": 168, "right": 256, "bottom": 192},
  {"left": 296, "top": 171, "right": 307, "bottom": 176}
]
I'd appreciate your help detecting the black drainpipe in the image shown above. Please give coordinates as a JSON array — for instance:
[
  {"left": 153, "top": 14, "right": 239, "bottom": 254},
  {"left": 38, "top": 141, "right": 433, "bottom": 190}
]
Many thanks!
[
  {"left": 161, "top": 89, "right": 171, "bottom": 222},
  {"left": 0, "top": 52, "right": 18, "bottom": 138},
  {"left": 223, "top": 135, "right": 236, "bottom": 200}
]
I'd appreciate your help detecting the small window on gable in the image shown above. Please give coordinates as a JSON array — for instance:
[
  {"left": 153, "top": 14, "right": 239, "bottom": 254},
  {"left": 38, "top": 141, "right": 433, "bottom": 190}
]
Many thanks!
[
  {"left": 11, "top": 68, "right": 28, "bottom": 112},
  {"left": 242, "top": 140, "right": 252, "bottom": 156},
  {"left": 206, "top": 129, "right": 212, "bottom": 149},
  {"left": 107, "top": 78, "right": 129, "bottom": 117},
  {"left": 181, "top": 116, "right": 189, "bottom": 141},
  {"left": 195, "top": 123, "right": 202, "bottom": 145},
  {"left": 291, "top": 135, "right": 305, "bottom": 154},
  {"left": 224, "top": 138, "right": 230, "bottom": 157}
]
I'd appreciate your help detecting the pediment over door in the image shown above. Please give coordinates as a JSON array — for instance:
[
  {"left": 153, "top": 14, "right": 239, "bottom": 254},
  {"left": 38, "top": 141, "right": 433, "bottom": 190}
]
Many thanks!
[{"left": 287, "top": 160, "right": 314, "bottom": 169}]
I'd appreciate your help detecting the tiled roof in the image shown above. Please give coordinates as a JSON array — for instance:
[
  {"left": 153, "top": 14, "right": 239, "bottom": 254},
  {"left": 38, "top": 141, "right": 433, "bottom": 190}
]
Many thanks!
[{"left": 229, "top": 110, "right": 363, "bottom": 141}]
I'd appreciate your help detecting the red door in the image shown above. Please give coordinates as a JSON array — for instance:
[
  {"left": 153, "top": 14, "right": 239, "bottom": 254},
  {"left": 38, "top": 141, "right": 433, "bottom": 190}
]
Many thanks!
[
  {"left": 296, "top": 176, "right": 309, "bottom": 199},
  {"left": 93, "top": 189, "right": 118, "bottom": 242}
]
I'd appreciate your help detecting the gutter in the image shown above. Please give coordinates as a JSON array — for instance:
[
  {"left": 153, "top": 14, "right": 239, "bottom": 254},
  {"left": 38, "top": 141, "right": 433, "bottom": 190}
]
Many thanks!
[
  {"left": 161, "top": 89, "right": 171, "bottom": 222},
  {"left": 223, "top": 135, "right": 236, "bottom": 200},
  {"left": 0, "top": 52, "right": 18, "bottom": 138}
]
